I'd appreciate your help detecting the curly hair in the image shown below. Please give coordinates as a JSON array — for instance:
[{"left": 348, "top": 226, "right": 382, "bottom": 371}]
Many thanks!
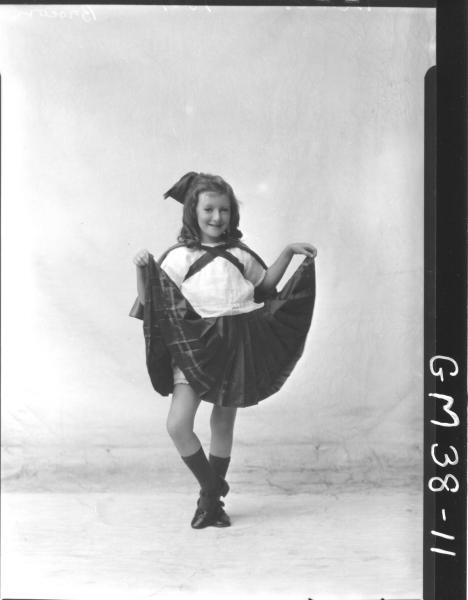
[{"left": 177, "top": 173, "right": 243, "bottom": 248}]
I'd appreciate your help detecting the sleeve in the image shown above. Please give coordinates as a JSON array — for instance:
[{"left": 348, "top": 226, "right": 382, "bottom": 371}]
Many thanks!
[
  {"left": 160, "top": 248, "right": 188, "bottom": 288},
  {"left": 241, "top": 250, "right": 266, "bottom": 287}
]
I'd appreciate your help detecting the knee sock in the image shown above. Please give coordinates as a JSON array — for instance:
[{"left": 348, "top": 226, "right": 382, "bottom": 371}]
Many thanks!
[
  {"left": 181, "top": 446, "right": 218, "bottom": 493},
  {"left": 209, "top": 454, "right": 231, "bottom": 480}
]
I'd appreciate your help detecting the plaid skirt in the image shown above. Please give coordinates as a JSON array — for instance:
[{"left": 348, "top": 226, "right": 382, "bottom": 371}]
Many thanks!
[{"left": 135, "top": 255, "right": 316, "bottom": 408}]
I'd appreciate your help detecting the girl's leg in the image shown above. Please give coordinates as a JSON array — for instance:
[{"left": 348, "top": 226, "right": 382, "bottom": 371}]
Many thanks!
[
  {"left": 167, "top": 386, "right": 233, "bottom": 528},
  {"left": 166, "top": 383, "right": 201, "bottom": 456},
  {"left": 209, "top": 405, "right": 237, "bottom": 480},
  {"left": 209, "top": 405, "right": 237, "bottom": 458},
  {"left": 166, "top": 384, "right": 219, "bottom": 495}
]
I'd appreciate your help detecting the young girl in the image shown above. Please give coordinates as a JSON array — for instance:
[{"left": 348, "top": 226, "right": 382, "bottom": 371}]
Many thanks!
[{"left": 130, "top": 172, "right": 316, "bottom": 529}]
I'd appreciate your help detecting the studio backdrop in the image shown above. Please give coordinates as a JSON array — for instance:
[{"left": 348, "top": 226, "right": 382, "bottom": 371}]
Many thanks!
[{"left": 1, "top": 6, "right": 435, "bottom": 489}]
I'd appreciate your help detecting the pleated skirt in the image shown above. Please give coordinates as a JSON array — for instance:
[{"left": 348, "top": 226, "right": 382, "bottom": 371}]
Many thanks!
[{"left": 143, "top": 256, "right": 316, "bottom": 407}]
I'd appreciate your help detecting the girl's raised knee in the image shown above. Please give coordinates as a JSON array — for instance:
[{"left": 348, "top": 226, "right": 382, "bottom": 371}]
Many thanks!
[
  {"left": 166, "top": 415, "right": 192, "bottom": 442},
  {"left": 166, "top": 415, "right": 179, "bottom": 440},
  {"left": 166, "top": 417, "right": 180, "bottom": 441}
]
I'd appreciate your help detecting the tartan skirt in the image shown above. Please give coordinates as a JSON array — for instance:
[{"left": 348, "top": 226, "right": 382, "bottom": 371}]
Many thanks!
[{"left": 141, "top": 256, "right": 316, "bottom": 408}]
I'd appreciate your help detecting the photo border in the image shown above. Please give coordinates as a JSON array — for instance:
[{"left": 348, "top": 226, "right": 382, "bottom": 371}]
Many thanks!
[
  {"left": 424, "top": 2, "right": 467, "bottom": 600},
  {"left": 1, "top": 2, "right": 465, "bottom": 600}
]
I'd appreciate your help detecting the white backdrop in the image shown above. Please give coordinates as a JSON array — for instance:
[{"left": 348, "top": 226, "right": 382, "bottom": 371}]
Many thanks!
[{"left": 1, "top": 6, "right": 435, "bottom": 486}]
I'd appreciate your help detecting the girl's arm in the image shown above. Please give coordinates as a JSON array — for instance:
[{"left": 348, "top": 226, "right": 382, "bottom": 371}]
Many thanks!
[
  {"left": 136, "top": 267, "right": 147, "bottom": 304},
  {"left": 256, "top": 243, "right": 317, "bottom": 294},
  {"left": 134, "top": 249, "right": 150, "bottom": 304}
]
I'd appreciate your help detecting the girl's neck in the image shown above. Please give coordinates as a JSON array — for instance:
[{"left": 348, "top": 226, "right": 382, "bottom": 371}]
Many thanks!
[{"left": 201, "top": 240, "right": 226, "bottom": 247}]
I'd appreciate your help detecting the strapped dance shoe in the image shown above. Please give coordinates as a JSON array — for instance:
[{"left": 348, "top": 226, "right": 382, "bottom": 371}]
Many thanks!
[
  {"left": 212, "top": 501, "right": 231, "bottom": 527},
  {"left": 191, "top": 499, "right": 231, "bottom": 529},
  {"left": 191, "top": 476, "right": 231, "bottom": 529}
]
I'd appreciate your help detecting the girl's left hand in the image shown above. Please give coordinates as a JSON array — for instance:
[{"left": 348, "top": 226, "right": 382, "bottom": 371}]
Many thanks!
[{"left": 288, "top": 242, "right": 317, "bottom": 259}]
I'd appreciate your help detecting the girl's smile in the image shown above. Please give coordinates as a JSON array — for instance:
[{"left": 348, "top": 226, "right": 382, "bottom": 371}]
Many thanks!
[{"left": 196, "top": 192, "right": 231, "bottom": 243}]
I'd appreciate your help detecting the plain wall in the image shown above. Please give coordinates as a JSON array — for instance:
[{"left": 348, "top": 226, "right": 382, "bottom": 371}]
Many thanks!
[{"left": 1, "top": 6, "right": 435, "bottom": 483}]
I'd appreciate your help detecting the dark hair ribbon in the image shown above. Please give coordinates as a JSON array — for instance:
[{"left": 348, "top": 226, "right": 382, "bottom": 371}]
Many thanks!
[{"left": 163, "top": 172, "right": 199, "bottom": 204}]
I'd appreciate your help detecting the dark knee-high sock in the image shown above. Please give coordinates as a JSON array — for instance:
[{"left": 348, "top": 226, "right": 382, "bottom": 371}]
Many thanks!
[
  {"left": 209, "top": 454, "right": 231, "bottom": 480},
  {"left": 181, "top": 446, "right": 218, "bottom": 492}
]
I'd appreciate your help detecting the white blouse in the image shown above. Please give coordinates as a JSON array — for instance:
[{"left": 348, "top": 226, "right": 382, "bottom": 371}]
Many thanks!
[{"left": 160, "top": 243, "right": 266, "bottom": 318}]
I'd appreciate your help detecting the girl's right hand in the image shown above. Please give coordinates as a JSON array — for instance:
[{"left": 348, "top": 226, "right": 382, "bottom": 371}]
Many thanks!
[
  {"left": 287, "top": 242, "right": 317, "bottom": 259},
  {"left": 133, "top": 249, "right": 150, "bottom": 267}
]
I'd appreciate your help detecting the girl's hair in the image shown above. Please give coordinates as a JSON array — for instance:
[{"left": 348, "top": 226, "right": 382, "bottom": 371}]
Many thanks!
[{"left": 177, "top": 173, "right": 243, "bottom": 248}]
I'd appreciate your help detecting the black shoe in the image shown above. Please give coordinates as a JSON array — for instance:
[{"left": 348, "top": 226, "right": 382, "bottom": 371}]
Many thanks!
[
  {"left": 212, "top": 502, "right": 231, "bottom": 528},
  {"left": 190, "top": 476, "right": 231, "bottom": 529},
  {"left": 191, "top": 500, "right": 231, "bottom": 529},
  {"left": 191, "top": 505, "right": 213, "bottom": 529},
  {"left": 191, "top": 502, "right": 217, "bottom": 529}
]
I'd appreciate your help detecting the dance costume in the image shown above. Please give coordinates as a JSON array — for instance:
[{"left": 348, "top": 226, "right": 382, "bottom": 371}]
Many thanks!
[{"left": 130, "top": 240, "right": 315, "bottom": 407}]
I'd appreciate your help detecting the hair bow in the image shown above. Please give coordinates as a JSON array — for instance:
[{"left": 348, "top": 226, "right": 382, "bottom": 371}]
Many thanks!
[{"left": 163, "top": 172, "right": 200, "bottom": 204}]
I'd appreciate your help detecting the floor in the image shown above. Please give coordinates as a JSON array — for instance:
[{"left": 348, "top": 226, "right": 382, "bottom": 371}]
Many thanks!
[{"left": 2, "top": 481, "right": 422, "bottom": 600}]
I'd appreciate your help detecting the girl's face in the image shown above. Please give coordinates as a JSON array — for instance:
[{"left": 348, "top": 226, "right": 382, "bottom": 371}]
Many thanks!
[{"left": 196, "top": 191, "right": 231, "bottom": 243}]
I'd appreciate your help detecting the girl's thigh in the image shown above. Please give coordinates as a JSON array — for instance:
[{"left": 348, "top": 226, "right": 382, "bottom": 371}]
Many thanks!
[{"left": 168, "top": 384, "right": 201, "bottom": 427}]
